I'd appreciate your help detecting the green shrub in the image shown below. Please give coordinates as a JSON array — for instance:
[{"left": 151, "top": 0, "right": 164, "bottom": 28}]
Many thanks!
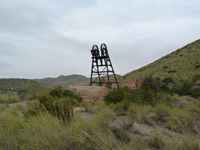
[
  {"left": 195, "top": 65, "right": 200, "bottom": 68},
  {"left": 105, "top": 76, "right": 193, "bottom": 106},
  {"left": 26, "top": 83, "right": 40, "bottom": 100},
  {"left": 162, "top": 77, "right": 174, "bottom": 84},
  {"left": 174, "top": 79, "right": 193, "bottom": 95},
  {"left": 141, "top": 76, "right": 161, "bottom": 92},
  {"left": 111, "top": 128, "right": 130, "bottom": 143},
  {"left": 163, "top": 65, "right": 169, "bottom": 69},
  {"left": 168, "top": 70, "right": 176, "bottom": 73},
  {"left": 155, "top": 76, "right": 200, "bottom": 98},
  {"left": 104, "top": 87, "right": 125, "bottom": 104},
  {"left": 104, "top": 86, "right": 159, "bottom": 106},
  {"left": 187, "top": 88, "right": 200, "bottom": 98},
  {"left": 24, "top": 86, "right": 82, "bottom": 122},
  {"left": 138, "top": 87, "right": 158, "bottom": 106},
  {"left": 154, "top": 104, "right": 171, "bottom": 122},
  {"left": 49, "top": 86, "right": 82, "bottom": 103},
  {"left": 148, "top": 133, "right": 164, "bottom": 149},
  {"left": 156, "top": 93, "right": 173, "bottom": 106},
  {"left": 170, "top": 75, "right": 200, "bottom": 97}
]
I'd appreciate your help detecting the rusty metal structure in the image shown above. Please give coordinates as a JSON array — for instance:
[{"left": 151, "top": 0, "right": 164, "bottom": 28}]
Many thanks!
[{"left": 90, "top": 43, "right": 119, "bottom": 87}]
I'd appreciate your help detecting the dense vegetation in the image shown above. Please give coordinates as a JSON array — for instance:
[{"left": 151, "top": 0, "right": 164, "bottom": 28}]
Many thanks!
[
  {"left": 0, "top": 79, "right": 47, "bottom": 100},
  {"left": 105, "top": 76, "right": 200, "bottom": 107}
]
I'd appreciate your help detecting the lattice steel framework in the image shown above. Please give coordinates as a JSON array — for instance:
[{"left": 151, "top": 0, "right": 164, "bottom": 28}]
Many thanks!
[{"left": 90, "top": 43, "right": 119, "bottom": 87}]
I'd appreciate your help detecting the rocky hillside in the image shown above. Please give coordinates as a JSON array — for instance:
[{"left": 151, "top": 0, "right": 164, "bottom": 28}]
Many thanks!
[{"left": 123, "top": 39, "right": 200, "bottom": 83}]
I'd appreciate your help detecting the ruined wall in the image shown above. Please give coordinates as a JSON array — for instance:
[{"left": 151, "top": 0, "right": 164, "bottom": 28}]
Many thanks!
[
  {"left": 69, "top": 78, "right": 143, "bottom": 101},
  {"left": 118, "top": 78, "right": 143, "bottom": 89},
  {"left": 69, "top": 85, "right": 110, "bottom": 101}
]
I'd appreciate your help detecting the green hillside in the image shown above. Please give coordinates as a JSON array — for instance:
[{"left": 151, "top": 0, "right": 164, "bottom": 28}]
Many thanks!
[
  {"left": 0, "top": 79, "right": 35, "bottom": 93},
  {"left": 35, "top": 74, "right": 89, "bottom": 88},
  {"left": 123, "top": 39, "right": 200, "bottom": 83},
  {"left": 0, "top": 79, "right": 45, "bottom": 99},
  {"left": 0, "top": 75, "right": 89, "bottom": 99}
]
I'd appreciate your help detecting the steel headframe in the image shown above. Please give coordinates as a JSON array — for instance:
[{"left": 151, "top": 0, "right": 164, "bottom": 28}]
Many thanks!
[{"left": 90, "top": 43, "right": 119, "bottom": 88}]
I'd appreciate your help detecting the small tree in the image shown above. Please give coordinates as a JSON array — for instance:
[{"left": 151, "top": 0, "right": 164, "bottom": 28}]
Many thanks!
[{"left": 26, "top": 83, "right": 40, "bottom": 100}]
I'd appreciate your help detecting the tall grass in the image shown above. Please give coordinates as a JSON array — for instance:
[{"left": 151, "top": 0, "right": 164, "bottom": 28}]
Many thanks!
[
  {"left": 0, "top": 106, "right": 25, "bottom": 149},
  {"left": 0, "top": 104, "right": 8, "bottom": 113},
  {"left": 0, "top": 100, "right": 147, "bottom": 150},
  {"left": 0, "top": 94, "right": 21, "bottom": 104},
  {"left": 0, "top": 107, "right": 119, "bottom": 150},
  {"left": 0, "top": 97, "right": 199, "bottom": 150},
  {"left": 166, "top": 106, "right": 198, "bottom": 133},
  {"left": 163, "top": 135, "right": 200, "bottom": 150}
]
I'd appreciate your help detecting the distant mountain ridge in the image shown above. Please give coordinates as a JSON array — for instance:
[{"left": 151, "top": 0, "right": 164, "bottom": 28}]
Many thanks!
[
  {"left": 0, "top": 75, "right": 90, "bottom": 97},
  {"left": 34, "top": 74, "right": 89, "bottom": 89}
]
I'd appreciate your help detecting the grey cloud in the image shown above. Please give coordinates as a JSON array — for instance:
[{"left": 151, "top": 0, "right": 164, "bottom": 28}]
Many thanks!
[
  {"left": 0, "top": 0, "right": 200, "bottom": 78},
  {"left": 0, "top": 61, "right": 13, "bottom": 69}
]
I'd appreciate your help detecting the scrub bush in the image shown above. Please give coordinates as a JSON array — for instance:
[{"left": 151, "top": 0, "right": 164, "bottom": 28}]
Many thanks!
[
  {"left": 104, "top": 86, "right": 158, "bottom": 106},
  {"left": 24, "top": 86, "right": 82, "bottom": 122}
]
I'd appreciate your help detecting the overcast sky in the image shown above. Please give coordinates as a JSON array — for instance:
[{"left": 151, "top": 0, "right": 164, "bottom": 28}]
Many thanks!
[{"left": 0, "top": 0, "right": 200, "bottom": 78}]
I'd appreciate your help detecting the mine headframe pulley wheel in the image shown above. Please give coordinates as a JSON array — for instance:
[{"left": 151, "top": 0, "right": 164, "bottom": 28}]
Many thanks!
[{"left": 90, "top": 43, "right": 119, "bottom": 88}]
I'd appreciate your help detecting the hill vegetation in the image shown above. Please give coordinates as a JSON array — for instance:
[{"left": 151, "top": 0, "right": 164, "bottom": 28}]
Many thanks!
[
  {"left": 0, "top": 79, "right": 35, "bottom": 94},
  {"left": 35, "top": 74, "right": 89, "bottom": 89},
  {"left": 0, "top": 75, "right": 89, "bottom": 101},
  {"left": 0, "top": 79, "right": 46, "bottom": 100},
  {"left": 123, "top": 39, "right": 200, "bottom": 83}
]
